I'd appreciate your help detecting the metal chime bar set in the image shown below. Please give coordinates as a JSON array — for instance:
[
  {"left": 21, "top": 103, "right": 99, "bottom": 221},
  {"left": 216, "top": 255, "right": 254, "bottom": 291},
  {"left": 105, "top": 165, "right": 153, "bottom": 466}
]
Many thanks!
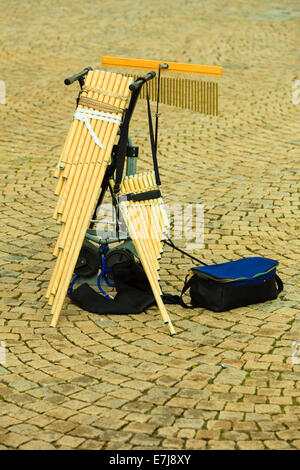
[
  {"left": 124, "top": 74, "right": 218, "bottom": 115},
  {"left": 46, "top": 56, "right": 222, "bottom": 334},
  {"left": 102, "top": 56, "right": 222, "bottom": 115}
]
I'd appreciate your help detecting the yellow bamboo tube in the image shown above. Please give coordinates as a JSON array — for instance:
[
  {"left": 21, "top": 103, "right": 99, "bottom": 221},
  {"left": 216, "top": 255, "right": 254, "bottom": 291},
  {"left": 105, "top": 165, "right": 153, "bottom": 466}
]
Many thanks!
[
  {"left": 48, "top": 80, "right": 115, "bottom": 300},
  {"left": 48, "top": 76, "right": 132, "bottom": 321},
  {"left": 50, "top": 73, "right": 127, "bottom": 294},
  {"left": 59, "top": 71, "right": 113, "bottom": 222},
  {"left": 146, "top": 172, "right": 167, "bottom": 240},
  {"left": 142, "top": 172, "right": 165, "bottom": 243},
  {"left": 50, "top": 150, "right": 118, "bottom": 323},
  {"left": 119, "top": 198, "right": 162, "bottom": 296},
  {"left": 46, "top": 72, "right": 128, "bottom": 299},
  {"left": 53, "top": 178, "right": 64, "bottom": 207},
  {"left": 52, "top": 72, "right": 111, "bottom": 251},
  {"left": 53, "top": 70, "right": 96, "bottom": 185},
  {"left": 58, "top": 71, "right": 108, "bottom": 204},
  {"left": 119, "top": 201, "right": 175, "bottom": 335},
  {"left": 122, "top": 176, "right": 158, "bottom": 267},
  {"left": 48, "top": 292, "right": 54, "bottom": 306},
  {"left": 135, "top": 173, "right": 163, "bottom": 258},
  {"left": 54, "top": 176, "right": 67, "bottom": 201},
  {"left": 121, "top": 176, "right": 162, "bottom": 284},
  {"left": 54, "top": 72, "right": 120, "bottom": 254},
  {"left": 126, "top": 175, "right": 161, "bottom": 269},
  {"left": 59, "top": 73, "right": 101, "bottom": 183},
  {"left": 53, "top": 70, "right": 103, "bottom": 214},
  {"left": 121, "top": 176, "right": 160, "bottom": 278}
]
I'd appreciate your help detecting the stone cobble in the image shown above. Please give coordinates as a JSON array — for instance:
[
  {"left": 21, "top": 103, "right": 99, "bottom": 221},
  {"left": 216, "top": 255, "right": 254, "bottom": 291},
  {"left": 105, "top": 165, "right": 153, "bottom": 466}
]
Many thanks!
[{"left": 0, "top": 0, "right": 299, "bottom": 450}]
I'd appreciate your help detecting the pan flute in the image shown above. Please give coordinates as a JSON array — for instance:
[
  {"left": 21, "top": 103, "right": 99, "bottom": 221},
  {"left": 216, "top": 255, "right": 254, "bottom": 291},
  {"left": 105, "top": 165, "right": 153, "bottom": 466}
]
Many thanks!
[
  {"left": 46, "top": 69, "right": 133, "bottom": 327},
  {"left": 118, "top": 171, "right": 176, "bottom": 335}
]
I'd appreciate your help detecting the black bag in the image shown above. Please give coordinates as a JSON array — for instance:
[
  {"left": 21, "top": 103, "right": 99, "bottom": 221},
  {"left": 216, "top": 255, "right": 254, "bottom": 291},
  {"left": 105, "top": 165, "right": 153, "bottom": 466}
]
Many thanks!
[
  {"left": 68, "top": 258, "right": 155, "bottom": 315},
  {"left": 178, "top": 257, "right": 283, "bottom": 312},
  {"left": 68, "top": 258, "right": 178, "bottom": 315}
]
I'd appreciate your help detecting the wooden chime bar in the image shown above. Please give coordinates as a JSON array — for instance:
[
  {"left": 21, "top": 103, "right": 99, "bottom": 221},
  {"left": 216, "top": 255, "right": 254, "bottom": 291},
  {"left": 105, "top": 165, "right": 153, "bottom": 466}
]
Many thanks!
[
  {"left": 46, "top": 69, "right": 133, "bottom": 327},
  {"left": 102, "top": 56, "right": 222, "bottom": 115},
  {"left": 102, "top": 56, "right": 222, "bottom": 77},
  {"left": 118, "top": 171, "right": 176, "bottom": 335}
]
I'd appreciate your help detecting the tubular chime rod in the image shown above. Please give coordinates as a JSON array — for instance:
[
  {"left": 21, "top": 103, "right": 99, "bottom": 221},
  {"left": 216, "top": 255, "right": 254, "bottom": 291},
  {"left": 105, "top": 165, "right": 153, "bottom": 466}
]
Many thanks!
[{"left": 102, "top": 56, "right": 222, "bottom": 115}]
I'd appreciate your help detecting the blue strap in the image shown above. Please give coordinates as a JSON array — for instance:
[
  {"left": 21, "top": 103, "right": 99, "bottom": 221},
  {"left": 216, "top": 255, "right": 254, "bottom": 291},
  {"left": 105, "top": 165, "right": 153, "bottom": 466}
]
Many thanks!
[
  {"left": 97, "top": 245, "right": 114, "bottom": 299},
  {"left": 67, "top": 275, "right": 78, "bottom": 294}
]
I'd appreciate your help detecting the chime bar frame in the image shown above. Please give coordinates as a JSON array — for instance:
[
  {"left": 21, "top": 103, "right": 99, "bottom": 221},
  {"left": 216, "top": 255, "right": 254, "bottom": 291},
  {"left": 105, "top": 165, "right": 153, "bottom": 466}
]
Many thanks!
[{"left": 102, "top": 56, "right": 222, "bottom": 78}]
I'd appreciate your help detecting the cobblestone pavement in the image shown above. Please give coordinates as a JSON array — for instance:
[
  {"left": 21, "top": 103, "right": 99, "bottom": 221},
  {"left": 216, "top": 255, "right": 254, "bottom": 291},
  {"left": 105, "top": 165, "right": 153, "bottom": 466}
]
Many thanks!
[{"left": 0, "top": 0, "right": 299, "bottom": 450}]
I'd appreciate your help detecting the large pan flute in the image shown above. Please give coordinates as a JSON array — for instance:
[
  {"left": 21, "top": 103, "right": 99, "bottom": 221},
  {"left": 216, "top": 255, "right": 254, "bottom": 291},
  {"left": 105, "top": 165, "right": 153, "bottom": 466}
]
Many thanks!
[
  {"left": 46, "top": 69, "right": 132, "bottom": 327},
  {"left": 118, "top": 171, "right": 176, "bottom": 335}
]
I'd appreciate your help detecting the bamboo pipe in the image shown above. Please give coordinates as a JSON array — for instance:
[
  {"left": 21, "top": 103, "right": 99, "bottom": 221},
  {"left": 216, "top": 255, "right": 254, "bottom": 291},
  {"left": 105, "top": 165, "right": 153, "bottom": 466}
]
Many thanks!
[
  {"left": 53, "top": 70, "right": 96, "bottom": 185},
  {"left": 53, "top": 72, "right": 114, "bottom": 251},
  {"left": 53, "top": 178, "right": 64, "bottom": 209},
  {"left": 118, "top": 199, "right": 163, "bottom": 297},
  {"left": 59, "top": 72, "right": 102, "bottom": 182},
  {"left": 46, "top": 72, "right": 127, "bottom": 299},
  {"left": 52, "top": 71, "right": 101, "bottom": 226},
  {"left": 119, "top": 201, "right": 175, "bottom": 335},
  {"left": 49, "top": 73, "right": 127, "bottom": 297},
  {"left": 147, "top": 172, "right": 169, "bottom": 238},
  {"left": 134, "top": 173, "right": 163, "bottom": 259},
  {"left": 48, "top": 76, "right": 132, "bottom": 319},
  {"left": 52, "top": 72, "right": 112, "bottom": 250},
  {"left": 53, "top": 95, "right": 88, "bottom": 182},
  {"left": 54, "top": 72, "right": 121, "bottom": 254},
  {"left": 143, "top": 172, "right": 165, "bottom": 245},
  {"left": 137, "top": 172, "right": 164, "bottom": 254},
  {"left": 126, "top": 176, "right": 161, "bottom": 269},
  {"left": 120, "top": 177, "right": 163, "bottom": 289},
  {"left": 53, "top": 70, "right": 104, "bottom": 217},
  {"left": 59, "top": 71, "right": 115, "bottom": 221},
  {"left": 119, "top": 177, "right": 161, "bottom": 283}
]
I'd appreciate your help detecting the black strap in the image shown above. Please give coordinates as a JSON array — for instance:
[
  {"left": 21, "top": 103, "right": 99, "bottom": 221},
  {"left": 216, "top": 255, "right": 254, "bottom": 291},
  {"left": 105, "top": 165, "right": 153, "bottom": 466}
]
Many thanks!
[
  {"left": 163, "top": 238, "right": 208, "bottom": 266},
  {"left": 145, "top": 82, "right": 161, "bottom": 186},
  {"left": 126, "top": 189, "right": 161, "bottom": 202},
  {"left": 113, "top": 112, "right": 131, "bottom": 194},
  {"left": 275, "top": 275, "right": 283, "bottom": 294},
  {"left": 178, "top": 274, "right": 196, "bottom": 309},
  {"left": 114, "top": 85, "right": 142, "bottom": 194},
  {"left": 114, "top": 79, "right": 161, "bottom": 194}
]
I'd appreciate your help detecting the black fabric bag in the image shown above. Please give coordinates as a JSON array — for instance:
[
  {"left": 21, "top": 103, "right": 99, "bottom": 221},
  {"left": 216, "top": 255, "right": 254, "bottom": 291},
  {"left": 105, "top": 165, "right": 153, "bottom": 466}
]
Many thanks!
[
  {"left": 69, "top": 258, "right": 179, "bottom": 315},
  {"left": 69, "top": 259, "right": 155, "bottom": 315},
  {"left": 178, "top": 257, "right": 283, "bottom": 312}
]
